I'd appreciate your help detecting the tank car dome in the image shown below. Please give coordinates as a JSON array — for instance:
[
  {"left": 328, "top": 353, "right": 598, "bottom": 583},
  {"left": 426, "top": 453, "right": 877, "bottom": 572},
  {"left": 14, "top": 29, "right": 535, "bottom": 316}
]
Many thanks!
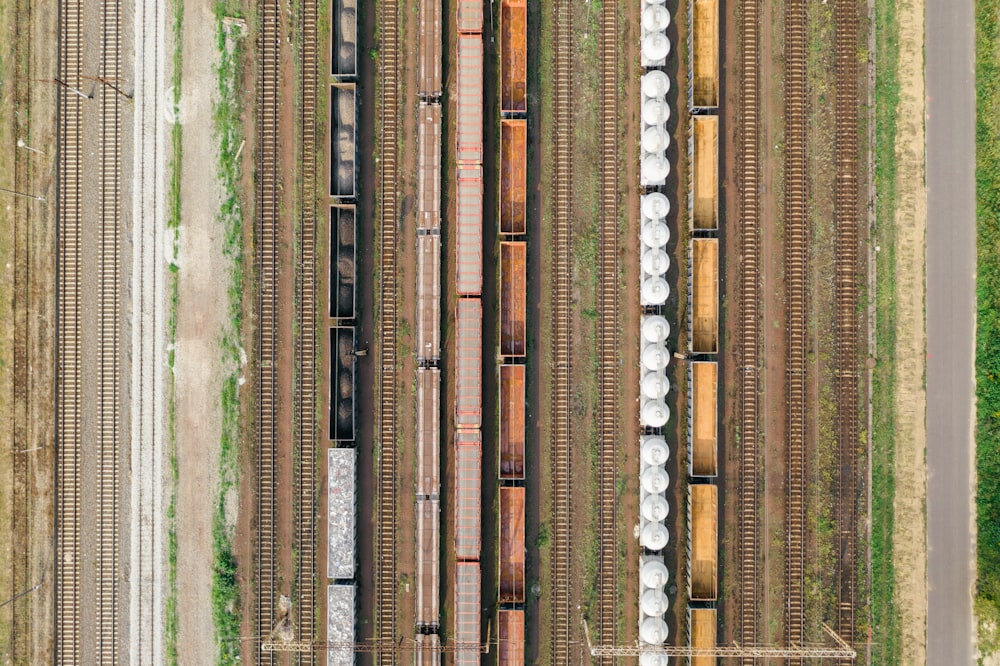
[
  {"left": 642, "top": 126, "right": 670, "bottom": 153},
  {"left": 640, "top": 588, "right": 670, "bottom": 617},
  {"left": 640, "top": 521, "right": 670, "bottom": 551},
  {"left": 641, "top": 400, "right": 671, "bottom": 427},
  {"left": 642, "top": 32, "right": 671, "bottom": 62},
  {"left": 642, "top": 248, "right": 670, "bottom": 276},
  {"left": 639, "top": 617, "right": 670, "bottom": 645},
  {"left": 641, "top": 221, "right": 670, "bottom": 249},
  {"left": 641, "top": 70, "right": 671, "bottom": 98},
  {"left": 641, "top": 436, "right": 670, "bottom": 465},
  {"left": 639, "top": 652, "right": 670, "bottom": 666},
  {"left": 641, "top": 493, "right": 670, "bottom": 522},
  {"left": 642, "top": 98, "right": 671, "bottom": 126},
  {"left": 641, "top": 154, "right": 671, "bottom": 183},
  {"left": 641, "top": 277, "right": 670, "bottom": 305},
  {"left": 642, "top": 316, "right": 671, "bottom": 343},
  {"left": 641, "top": 372, "right": 670, "bottom": 400},
  {"left": 640, "top": 465, "right": 669, "bottom": 494},
  {"left": 641, "top": 192, "right": 671, "bottom": 220},
  {"left": 641, "top": 4, "right": 671, "bottom": 32},
  {"left": 640, "top": 559, "right": 670, "bottom": 588},
  {"left": 641, "top": 344, "right": 670, "bottom": 371}
]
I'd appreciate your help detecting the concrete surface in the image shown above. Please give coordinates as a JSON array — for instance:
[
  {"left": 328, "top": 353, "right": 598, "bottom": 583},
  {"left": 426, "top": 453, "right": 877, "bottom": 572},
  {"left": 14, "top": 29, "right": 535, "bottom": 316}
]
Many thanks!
[{"left": 925, "top": 0, "right": 977, "bottom": 663}]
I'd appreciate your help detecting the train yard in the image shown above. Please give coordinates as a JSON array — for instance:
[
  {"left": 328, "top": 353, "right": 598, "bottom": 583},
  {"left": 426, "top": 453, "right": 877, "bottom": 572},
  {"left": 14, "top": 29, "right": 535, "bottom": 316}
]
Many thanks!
[{"left": 42, "top": 0, "right": 869, "bottom": 658}]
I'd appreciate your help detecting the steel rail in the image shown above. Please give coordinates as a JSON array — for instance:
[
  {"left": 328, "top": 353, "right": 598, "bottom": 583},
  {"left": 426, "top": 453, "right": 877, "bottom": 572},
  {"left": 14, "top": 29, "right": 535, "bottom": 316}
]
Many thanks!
[
  {"left": 256, "top": 0, "right": 280, "bottom": 660},
  {"left": 550, "top": 0, "right": 573, "bottom": 658},
  {"left": 376, "top": 0, "right": 401, "bottom": 657},
  {"left": 784, "top": 0, "right": 808, "bottom": 659},
  {"left": 55, "top": 0, "right": 83, "bottom": 660},
  {"left": 738, "top": 0, "right": 761, "bottom": 659},
  {"left": 833, "top": 0, "right": 860, "bottom": 660}
]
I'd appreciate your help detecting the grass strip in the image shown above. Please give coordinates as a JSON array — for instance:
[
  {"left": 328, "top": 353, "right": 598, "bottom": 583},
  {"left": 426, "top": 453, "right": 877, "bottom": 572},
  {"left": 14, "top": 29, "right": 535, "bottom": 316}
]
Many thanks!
[
  {"left": 163, "top": 0, "right": 184, "bottom": 662},
  {"left": 210, "top": 2, "right": 247, "bottom": 663},
  {"left": 869, "top": 0, "right": 902, "bottom": 661},
  {"left": 976, "top": 0, "right": 1000, "bottom": 655}
]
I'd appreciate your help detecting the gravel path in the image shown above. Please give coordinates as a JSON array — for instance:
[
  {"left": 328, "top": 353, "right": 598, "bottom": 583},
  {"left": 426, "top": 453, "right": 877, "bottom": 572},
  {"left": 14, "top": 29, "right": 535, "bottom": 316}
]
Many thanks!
[{"left": 128, "top": 0, "right": 168, "bottom": 661}]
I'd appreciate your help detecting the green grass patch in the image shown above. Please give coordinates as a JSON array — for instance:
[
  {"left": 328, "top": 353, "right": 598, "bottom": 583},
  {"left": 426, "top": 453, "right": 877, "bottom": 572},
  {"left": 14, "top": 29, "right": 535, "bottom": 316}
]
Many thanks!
[
  {"left": 976, "top": 0, "right": 1000, "bottom": 654},
  {"left": 209, "top": 5, "right": 247, "bottom": 663},
  {"left": 869, "top": 0, "right": 902, "bottom": 662}
]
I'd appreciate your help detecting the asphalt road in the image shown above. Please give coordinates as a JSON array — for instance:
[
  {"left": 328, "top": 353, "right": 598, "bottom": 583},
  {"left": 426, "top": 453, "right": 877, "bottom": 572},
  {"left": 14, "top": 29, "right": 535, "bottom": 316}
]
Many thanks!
[{"left": 926, "top": 0, "right": 977, "bottom": 663}]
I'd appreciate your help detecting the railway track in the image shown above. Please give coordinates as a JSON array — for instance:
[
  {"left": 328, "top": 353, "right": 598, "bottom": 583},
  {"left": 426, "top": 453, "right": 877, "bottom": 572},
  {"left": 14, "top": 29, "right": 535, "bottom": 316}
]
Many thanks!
[
  {"left": 550, "top": 0, "right": 573, "bottom": 658},
  {"left": 98, "top": 0, "right": 123, "bottom": 659},
  {"left": 596, "top": 0, "right": 619, "bottom": 656},
  {"left": 296, "top": 0, "right": 319, "bottom": 659},
  {"left": 833, "top": 0, "right": 860, "bottom": 659},
  {"left": 784, "top": 0, "right": 808, "bottom": 658},
  {"left": 55, "top": 0, "right": 83, "bottom": 660},
  {"left": 737, "top": 0, "right": 761, "bottom": 658},
  {"left": 257, "top": 0, "right": 280, "bottom": 657},
  {"left": 376, "top": 0, "right": 400, "bottom": 657}
]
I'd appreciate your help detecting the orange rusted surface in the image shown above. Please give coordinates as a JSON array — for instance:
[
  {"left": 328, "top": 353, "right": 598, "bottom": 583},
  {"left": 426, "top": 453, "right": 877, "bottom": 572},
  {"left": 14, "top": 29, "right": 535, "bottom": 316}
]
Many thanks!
[
  {"left": 499, "top": 487, "right": 525, "bottom": 603},
  {"left": 500, "top": 0, "right": 527, "bottom": 113},
  {"left": 498, "top": 609, "right": 525, "bottom": 665},
  {"left": 500, "top": 241, "right": 526, "bottom": 356},
  {"left": 501, "top": 119, "right": 527, "bottom": 235},
  {"left": 499, "top": 365, "right": 525, "bottom": 479}
]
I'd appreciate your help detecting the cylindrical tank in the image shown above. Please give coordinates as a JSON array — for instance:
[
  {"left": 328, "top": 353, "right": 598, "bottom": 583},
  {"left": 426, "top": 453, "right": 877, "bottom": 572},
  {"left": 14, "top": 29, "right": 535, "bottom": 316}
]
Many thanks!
[
  {"left": 641, "top": 344, "right": 670, "bottom": 371},
  {"left": 641, "top": 4, "right": 671, "bottom": 32},
  {"left": 641, "top": 493, "right": 670, "bottom": 522},
  {"left": 640, "top": 521, "right": 670, "bottom": 551},
  {"left": 642, "top": 315, "right": 671, "bottom": 343},
  {"left": 641, "top": 436, "right": 670, "bottom": 465},
  {"left": 641, "top": 154, "right": 671, "bottom": 183},
  {"left": 641, "top": 372, "right": 670, "bottom": 399},
  {"left": 641, "top": 277, "right": 670, "bottom": 305},
  {"left": 641, "top": 400, "right": 670, "bottom": 427},
  {"left": 642, "top": 98, "right": 670, "bottom": 126},
  {"left": 640, "top": 588, "right": 670, "bottom": 617},
  {"left": 641, "top": 192, "right": 671, "bottom": 220},
  {"left": 642, "top": 32, "right": 671, "bottom": 62},
  {"left": 640, "top": 559, "right": 670, "bottom": 588},
  {"left": 642, "top": 249, "right": 670, "bottom": 276},
  {"left": 641, "top": 70, "right": 670, "bottom": 98},
  {"left": 641, "top": 126, "right": 670, "bottom": 154},
  {"left": 641, "top": 221, "right": 670, "bottom": 249},
  {"left": 640, "top": 465, "right": 669, "bottom": 494},
  {"left": 639, "top": 652, "right": 670, "bottom": 666},
  {"left": 639, "top": 617, "right": 670, "bottom": 644}
]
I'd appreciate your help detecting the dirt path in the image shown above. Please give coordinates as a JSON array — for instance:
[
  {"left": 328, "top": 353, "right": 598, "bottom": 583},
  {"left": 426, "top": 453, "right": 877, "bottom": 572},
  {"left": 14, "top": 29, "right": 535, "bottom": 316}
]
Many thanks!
[
  {"left": 174, "top": 1, "right": 226, "bottom": 661},
  {"left": 891, "top": 0, "right": 928, "bottom": 661}
]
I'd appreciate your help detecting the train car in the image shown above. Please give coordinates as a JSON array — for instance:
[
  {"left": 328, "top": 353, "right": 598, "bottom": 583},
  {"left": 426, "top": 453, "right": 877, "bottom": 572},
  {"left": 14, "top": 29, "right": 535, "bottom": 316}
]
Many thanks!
[
  {"left": 327, "top": 448, "right": 357, "bottom": 579},
  {"left": 455, "top": 431, "right": 482, "bottom": 560},
  {"left": 416, "top": 498, "right": 441, "bottom": 628},
  {"left": 498, "top": 610, "right": 525, "bottom": 665},
  {"left": 417, "top": 234, "right": 442, "bottom": 362},
  {"left": 500, "top": 0, "right": 527, "bottom": 114},
  {"left": 456, "top": 35, "right": 484, "bottom": 165},
  {"left": 690, "top": 238, "right": 719, "bottom": 354},
  {"left": 418, "top": 0, "right": 442, "bottom": 95},
  {"left": 455, "top": 298, "right": 482, "bottom": 427},
  {"left": 417, "top": 367, "right": 441, "bottom": 497},
  {"left": 456, "top": 166, "right": 483, "bottom": 296},
  {"left": 500, "top": 241, "right": 527, "bottom": 356},
  {"left": 329, "top": 205, "right": 356, "bottom": 320},
  {"left": 330, "top": 84, "right": 357, "bottom": 199},
  {"left": 500, "top": 119, "right": 527, "bottom": 235},
  {"left": 499, "top": 487, "right": 526, "bottom": 603},
  {"left": 457, "top": 0, "right": 484, "bottom": 33},
  {"left": 688, "top": 484, "right": 718, "bottom": 601},
  {"left": 499, "top": 364, "right": 525, "bottom": 480},
  {"left": 455, "top": 562, "right": 482, "bottom": 666},
  {"left": 329, "top": 326, "right": 356, "bottom": 441},
  {"left": 689, "top": 361, "right": 718, "bottom": 477},
  {"left": 418, "top": 103, "right": 442, "bottom": 231}
]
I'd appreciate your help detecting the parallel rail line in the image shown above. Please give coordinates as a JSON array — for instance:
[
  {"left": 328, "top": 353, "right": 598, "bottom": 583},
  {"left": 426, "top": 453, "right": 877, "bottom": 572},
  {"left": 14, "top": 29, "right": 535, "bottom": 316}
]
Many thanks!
[
  {"left": 376, "top": 0, "right": 400, "bottom": 657},
  {"left": 550, "top": 0, "right": 573, "bottom": 658},
  {"left": 55, "top": 0, "right": 83, "bottom": 660},
  {"left": 738, "top": 0, "right": 761, "bottom": 657},
  {"left": 296, "top": 0, "right": 319, "bottom": 660},
  {"left": 98, "top": 0, "right": 123, "bottom": 659},
  {"left": 596, "top": 0, "right": 619, "bottom": 656},
  {"left": 784, "top": 0, "right": 808, "bottom": 658},
  {"left": 257, "top": 0, "right": 280, "bottom": 658},
  {"left": 834, "top": 0, "right": 860, "bottom": 659}
]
